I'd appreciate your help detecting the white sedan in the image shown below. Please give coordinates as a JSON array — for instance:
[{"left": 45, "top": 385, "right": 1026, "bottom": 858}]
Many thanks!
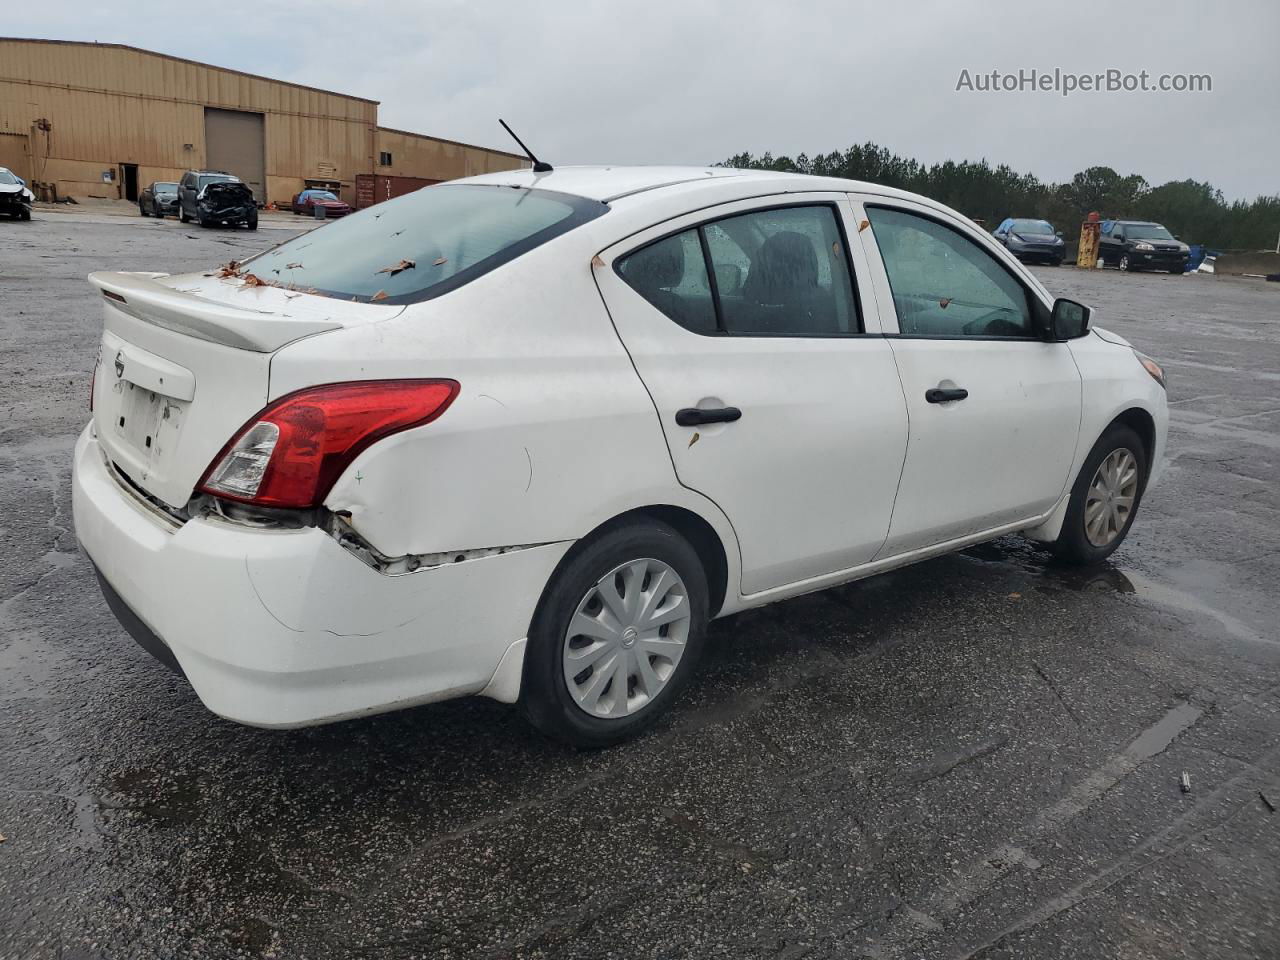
[{"left": 72, "top": 166, "right": 1168, "bottom": 746}]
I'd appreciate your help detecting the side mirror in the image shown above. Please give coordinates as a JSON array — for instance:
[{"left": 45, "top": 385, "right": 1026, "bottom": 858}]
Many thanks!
[
  {"left": 1051, "top": 298, "right": 1092, "bottom": 340},
  {"left": 1055, "top": 230, "right": 1064, "bottom": 237}
]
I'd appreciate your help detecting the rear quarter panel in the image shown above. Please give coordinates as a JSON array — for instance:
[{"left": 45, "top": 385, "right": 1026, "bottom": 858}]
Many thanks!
[{"left": 269, "top": 232, "right": 741, "bottom": 575}]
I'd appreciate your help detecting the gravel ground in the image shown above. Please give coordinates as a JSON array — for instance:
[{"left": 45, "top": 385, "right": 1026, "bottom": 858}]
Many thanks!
[{"left": 1, "top": 213, "right": 1278, "bottom": 959}]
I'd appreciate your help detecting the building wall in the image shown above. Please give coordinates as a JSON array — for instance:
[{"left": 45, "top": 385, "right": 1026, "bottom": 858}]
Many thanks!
[
  {"left": 0, "top": 39, "right": 528, "bottom": 205},
  {"left": 0, "top": 38, "right": 375, "bottom": 202},
  {"left": 375, "top": 127, "right": 526, "bottom": 182}
]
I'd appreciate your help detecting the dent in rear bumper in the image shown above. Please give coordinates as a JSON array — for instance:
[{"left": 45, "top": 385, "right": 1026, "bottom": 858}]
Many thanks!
[{"left": 72, "top": 426, "right": 571, "bottom": 727}]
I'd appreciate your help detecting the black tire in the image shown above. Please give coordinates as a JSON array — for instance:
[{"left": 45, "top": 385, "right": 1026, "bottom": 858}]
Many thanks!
[
  {"left": 179, "top": 206, "right": 190, "bottom": 223},
  {"left": 521, "top": 520, "right": 709, "bottom": 748},
  {"left": 245, "top": 211, "right": 258, "bottom": 230},
  {"left": 1118, "top": 254, "right": 1134, "bottom": 272},
  {"left": 1053, "top": 423, "right": 1148, "bottom": 565},
  {"left": 139, "top": 201, "right": 149, "bottom": 217}
]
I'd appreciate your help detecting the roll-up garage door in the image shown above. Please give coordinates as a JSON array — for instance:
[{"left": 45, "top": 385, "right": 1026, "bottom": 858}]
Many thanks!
[{"left": 204, "top": 108, "right": 265, "bottom": 203}]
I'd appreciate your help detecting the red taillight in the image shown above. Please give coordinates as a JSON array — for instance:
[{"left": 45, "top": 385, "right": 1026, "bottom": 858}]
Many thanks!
[{"left": 198, "top": 379, "right": 459, "bottom": 509}]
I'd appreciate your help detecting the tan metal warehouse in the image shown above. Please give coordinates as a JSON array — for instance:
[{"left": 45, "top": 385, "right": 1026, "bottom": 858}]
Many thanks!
[{"left": 0, "top": 37, "right": 526, "bottom": 207}]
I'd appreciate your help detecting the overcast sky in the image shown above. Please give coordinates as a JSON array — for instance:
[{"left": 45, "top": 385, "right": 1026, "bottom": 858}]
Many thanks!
[{"left": 10, "top": 0, "right": 1278, "bottom": 199}]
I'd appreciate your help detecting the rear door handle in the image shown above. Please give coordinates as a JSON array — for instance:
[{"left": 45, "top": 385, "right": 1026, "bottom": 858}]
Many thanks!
[
  {"left": 925, "top": 387, "right": 969, "bottom": 404},
  {"left": 675, "top": 406, "right": 742, "bottom": 427}
]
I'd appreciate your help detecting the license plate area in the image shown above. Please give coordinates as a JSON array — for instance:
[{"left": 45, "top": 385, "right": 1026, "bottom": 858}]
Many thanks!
[
  {"left": 104, "top": 379, "right": 187, "bottom": 469},
  {"left": 116, "top": 381, "right": 163, "bottom": 452}
]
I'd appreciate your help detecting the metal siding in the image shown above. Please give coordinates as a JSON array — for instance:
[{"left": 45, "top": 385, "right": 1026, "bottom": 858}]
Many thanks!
[
  {"left": 0, "top": 40, "right": 520, "bottom": 202},
  {"left": 374, "top": 127, "right": 527, "bottom": 183}
]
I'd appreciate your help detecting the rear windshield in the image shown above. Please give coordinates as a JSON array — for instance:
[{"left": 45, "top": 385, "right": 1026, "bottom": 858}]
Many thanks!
[{"left": 245, "top": 184, "right": 607, "bottom": 304}]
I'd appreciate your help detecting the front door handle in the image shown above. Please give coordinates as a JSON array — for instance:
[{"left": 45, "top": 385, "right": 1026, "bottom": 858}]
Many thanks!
[
  {"left": 676, "top": 406, "right": 742, "bottom": 427},
  {"left": 925, "top": 387, "right": 969, "bottom": 404}
]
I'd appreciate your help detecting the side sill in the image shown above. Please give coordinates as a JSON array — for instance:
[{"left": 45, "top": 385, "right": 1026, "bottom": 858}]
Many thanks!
[{"left": 733, "top": 509, "right": 1060, "bottom": 611}]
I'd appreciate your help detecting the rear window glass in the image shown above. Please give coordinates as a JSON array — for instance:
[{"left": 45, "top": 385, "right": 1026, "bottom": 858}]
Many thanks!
[{"left": 247, "top": 184, "right": 607, "bottom": 304}]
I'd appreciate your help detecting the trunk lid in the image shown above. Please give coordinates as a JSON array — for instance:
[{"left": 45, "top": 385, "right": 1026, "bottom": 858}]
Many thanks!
[{"left": 88, "top": 270, "right": 403, "bottom": 509}]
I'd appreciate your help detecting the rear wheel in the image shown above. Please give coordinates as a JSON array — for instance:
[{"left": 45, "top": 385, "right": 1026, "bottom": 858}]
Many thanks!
[
  {"left": 521, "top": 520, "right": 709, "bottom": 747},
  {"left": 1053, "top": 424, "right": 1148, "bottom": 565}
]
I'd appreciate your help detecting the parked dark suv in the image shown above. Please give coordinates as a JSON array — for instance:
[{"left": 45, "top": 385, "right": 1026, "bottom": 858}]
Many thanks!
[
  {"left": 992, "top": 217, "right": 1065, "bottom": 265},
  {"left": 178, "top": 170, "right": 258, "bottom": 229},
  {"left": 1099, "top": 220, "right": 1189, "bottom": 273}
]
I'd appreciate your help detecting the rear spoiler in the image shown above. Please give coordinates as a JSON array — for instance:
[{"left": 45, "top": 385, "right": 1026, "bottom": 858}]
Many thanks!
[{"left": 89, "top": 271, "right": 341, "bottom": 353}]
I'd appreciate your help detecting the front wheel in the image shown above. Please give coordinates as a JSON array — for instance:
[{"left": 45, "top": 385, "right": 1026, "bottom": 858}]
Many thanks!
[
  {"left": 179, "top": 207, "right": 190, "bottom": 223},
  {"left": 1053, "top": 424, "right": 1148, "bottom": 565},
  {"left": 1118, "top": 254, "right": 1133, "bottom": 272},
  {"left": 521, "top": 520, "right": 709, "bottom": 747},
  {"left": 245, "top": 211, "right": 258, "bottom": 230}
]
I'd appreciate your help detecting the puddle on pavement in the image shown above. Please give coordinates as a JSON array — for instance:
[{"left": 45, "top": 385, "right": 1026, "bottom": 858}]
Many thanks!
[
  {"left": 962, "top": 537, "right": 1274, "bottom": 647},
  {"left": 961, "top": 537, "right": 1136, "bottom": 595}
]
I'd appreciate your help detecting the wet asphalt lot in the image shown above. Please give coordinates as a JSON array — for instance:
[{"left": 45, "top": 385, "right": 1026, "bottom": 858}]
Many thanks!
[{"left": 1, "top": 212, "right": 1279, "bottom": 960}]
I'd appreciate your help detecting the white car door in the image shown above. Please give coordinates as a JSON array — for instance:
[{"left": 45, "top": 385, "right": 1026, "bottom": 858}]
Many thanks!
[
  {"left": 595, "top": 195, "right": 908, "bottom": 596},
  {"left": 852, "top": 195, "right": 1083, "bottom": 556}
]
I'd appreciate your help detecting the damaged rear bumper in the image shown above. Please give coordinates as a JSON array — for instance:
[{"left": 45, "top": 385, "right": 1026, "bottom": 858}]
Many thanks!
[{"left": 72, "top": 425, "right": 571, "bottom": 727}]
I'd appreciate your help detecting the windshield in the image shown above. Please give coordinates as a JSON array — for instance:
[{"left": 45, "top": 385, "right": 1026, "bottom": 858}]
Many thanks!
[
  {"left": 246, "top": 184, "right": 607, "bottom": 304},
  {"left": 155, "top": 182, "right": 178, "bottom": 194},
  {"left": 1126, "top": 223, "right": 1176, "bottom": 241},
  {"left": 1011, "top": 219, "right": 1054, "bottom": 235},
  {"left": 309, "top": 191, "right": 338, "bottom": 202},
  {"left": 198, "top": 174, "right": 238, "bottom": 189},
  {"left": 0, "top": 169, "right": 18, "bottom": 185}
]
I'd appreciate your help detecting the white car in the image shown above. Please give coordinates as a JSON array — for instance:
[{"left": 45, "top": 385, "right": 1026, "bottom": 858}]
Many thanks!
[{"left": 72, "top": 166, "right": 1168, "bottom": 746}]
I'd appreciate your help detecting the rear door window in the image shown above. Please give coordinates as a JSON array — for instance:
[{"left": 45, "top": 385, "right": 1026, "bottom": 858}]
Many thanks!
[
  {"left": 246, "top": 184, "right": 607, "bottom": 304},
  {"left": 707, "top": 205, "right": 858, "bottom": 336},
  {"left": 616, "top": 203, "right": 860, "bottom": 337},
  {"left": 615, "top": 230, "right": 717, "bottom": 334}
]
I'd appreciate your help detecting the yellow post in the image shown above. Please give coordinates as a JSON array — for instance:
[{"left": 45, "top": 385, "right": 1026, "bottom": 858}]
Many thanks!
[{"left": 1077, "top": 211, "right": 1102, "bottom": 268}]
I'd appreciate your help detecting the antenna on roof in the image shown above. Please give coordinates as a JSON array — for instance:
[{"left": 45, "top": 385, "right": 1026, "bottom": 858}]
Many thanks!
[{"left": 498, "top": 119, "right": 553, "bottom": 173}]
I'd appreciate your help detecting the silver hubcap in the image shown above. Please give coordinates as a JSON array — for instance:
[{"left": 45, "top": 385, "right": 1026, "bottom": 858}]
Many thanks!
[
  {"left": 563, "top": 558, "right": 691, "bottom": 719},
  {"left": 1085, "top": 448, "right": 1139, "bottom": 547}
]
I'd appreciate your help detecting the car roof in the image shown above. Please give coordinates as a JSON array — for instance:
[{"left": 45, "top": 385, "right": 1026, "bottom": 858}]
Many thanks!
[
  {"left": 461, "top": 165, "right": 759, "bottom": 202},
  {"left": 459, "top": 163, "right": 936, "bottom": 208}
]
